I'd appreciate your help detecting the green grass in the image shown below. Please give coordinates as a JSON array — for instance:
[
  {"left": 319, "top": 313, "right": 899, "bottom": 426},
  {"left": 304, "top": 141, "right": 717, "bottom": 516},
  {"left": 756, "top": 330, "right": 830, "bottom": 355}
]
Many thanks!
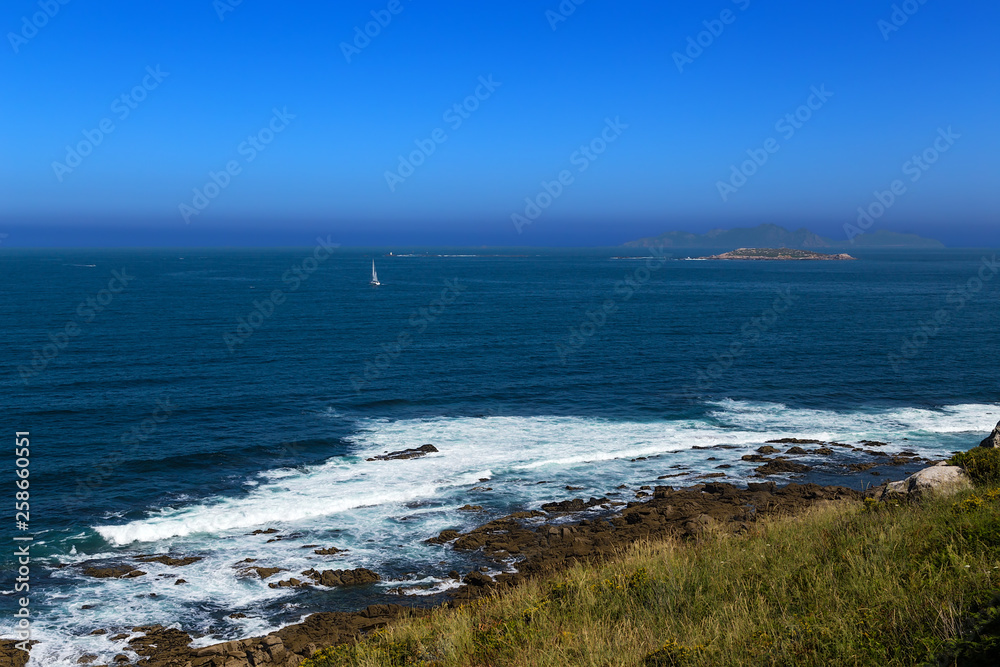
[{"left": 303, "top": 486, "right": 1000, "bottom": 667}]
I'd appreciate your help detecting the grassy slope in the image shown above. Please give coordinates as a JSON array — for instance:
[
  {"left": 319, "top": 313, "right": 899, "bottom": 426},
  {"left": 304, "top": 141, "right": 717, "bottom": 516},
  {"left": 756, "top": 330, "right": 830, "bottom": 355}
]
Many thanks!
[{"left": 303, "top": 488, "right": 1000, "bottom": 667}]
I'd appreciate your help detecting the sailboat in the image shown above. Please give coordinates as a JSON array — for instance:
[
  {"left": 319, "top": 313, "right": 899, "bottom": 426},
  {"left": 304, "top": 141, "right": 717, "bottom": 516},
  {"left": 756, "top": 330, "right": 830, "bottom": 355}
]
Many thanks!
[{"left": 369, "top": 259, "right": 381, "bottom": 286}]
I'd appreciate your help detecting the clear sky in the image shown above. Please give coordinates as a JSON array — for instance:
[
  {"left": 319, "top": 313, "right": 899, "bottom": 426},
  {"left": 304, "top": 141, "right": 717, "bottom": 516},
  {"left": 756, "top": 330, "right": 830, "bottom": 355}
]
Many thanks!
[{"left": 1, "top": 0, "right": 997, "bottom": 246}]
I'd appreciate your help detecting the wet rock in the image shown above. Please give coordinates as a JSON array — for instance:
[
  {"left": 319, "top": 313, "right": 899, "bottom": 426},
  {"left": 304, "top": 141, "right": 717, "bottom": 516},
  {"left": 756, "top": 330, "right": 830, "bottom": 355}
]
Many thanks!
[
  {"left": 541, "top": 497, "right": 609, "bottom": 513},
  {"left": 237, "top": 565, "right": 285, "bottom": 580},
  {"left": 980, "top": 421, "right": 1000, "bottom": 448},
  {"left": 303, "top": 568, "right": 381, "bottom": 587},
  {"left": 174, "top": 579, "right": 187, "bottom": 585},
  {"left": 697, "top": 473, "right": 726, "bottom": 479},
  {"left": 82, "top": 565, "right": 146, "bottom": 579},
  {"left": 784, "top": 446, "right": 809, "bottom": 455},
  {"left": 463, "top": 571, "right": 493, "bottom": 587},
  {"left": 754, "top": 460, "right": 811, "bottom": 476},
  {"left": 250, "top": 528, "right": 279, "bottom": 535},
  {"left": 741, "top": 454, "right": 771, "bottom": 463},
  {"left": 766, "top": 438, "right": 823, "bottom": 445},
  {"left": 860, "top": 440, "right": 889, "bottom": 448},
  {"left": 848, "top": 462, "right": 879, "bottom": 472},
  {"left": 458, "top": 504, "right": 483, "bottom": 511},
  {"left": 136, "top": 555, "right": 202, "bottom": 567},
  {"left": 426, "top": 529, "right": 461, "bottom": 544},
  {"left": 367, "top": 444, "right": 439, "bottom": 461},
  {"left": 314, "top": 547, "right": 346, "bottom": 555},
  {"left": 813, "top": 447, "right": 834, "bottom": 455},
  {"left": 756, "top": 445, "right": 781, "bottom": 454}
]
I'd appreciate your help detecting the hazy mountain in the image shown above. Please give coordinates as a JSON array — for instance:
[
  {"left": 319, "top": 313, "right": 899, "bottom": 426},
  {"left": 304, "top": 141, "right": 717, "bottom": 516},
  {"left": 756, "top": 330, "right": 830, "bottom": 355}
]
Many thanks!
[{"left": 623, "top": 224, "right": 944, "bottom": 249}]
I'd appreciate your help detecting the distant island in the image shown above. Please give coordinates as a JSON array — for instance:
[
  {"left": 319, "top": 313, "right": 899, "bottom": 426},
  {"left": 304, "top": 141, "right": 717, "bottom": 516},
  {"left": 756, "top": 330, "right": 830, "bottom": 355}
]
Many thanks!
[
  {"left": 701, "top": 248, "right": 857, "bottom": 261},
  {"left": 624, "top": 224, "right": 944, "bottom": 249}
]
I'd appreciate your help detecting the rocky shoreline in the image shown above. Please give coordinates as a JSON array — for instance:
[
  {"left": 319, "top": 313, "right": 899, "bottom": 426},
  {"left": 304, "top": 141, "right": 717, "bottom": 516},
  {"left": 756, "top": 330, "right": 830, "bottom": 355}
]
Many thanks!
[{"left": 10, "top": 425, "right": 999, "bottom": 667}]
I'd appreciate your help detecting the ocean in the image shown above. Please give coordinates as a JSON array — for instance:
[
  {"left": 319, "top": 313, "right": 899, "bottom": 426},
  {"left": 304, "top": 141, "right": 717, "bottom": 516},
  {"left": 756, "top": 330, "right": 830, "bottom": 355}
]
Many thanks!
[{"left": 2, "top": 246, "right": 998, "bottom": 665}]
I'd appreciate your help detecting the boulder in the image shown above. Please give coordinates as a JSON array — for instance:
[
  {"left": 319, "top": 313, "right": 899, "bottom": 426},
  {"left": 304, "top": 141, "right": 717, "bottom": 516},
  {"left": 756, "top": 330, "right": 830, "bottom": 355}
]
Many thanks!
[
  {"left": 367, "top": 444, "right": 438, "bottom": 461},
  {"left": 303, "top": 568, "right": 380, "bottom": 587},
  {"left": 979, "top": 421, "right": 1000, "bottom": 448},
  {"left": 879, "top": 463, "right": 972, "bottom": 500}
]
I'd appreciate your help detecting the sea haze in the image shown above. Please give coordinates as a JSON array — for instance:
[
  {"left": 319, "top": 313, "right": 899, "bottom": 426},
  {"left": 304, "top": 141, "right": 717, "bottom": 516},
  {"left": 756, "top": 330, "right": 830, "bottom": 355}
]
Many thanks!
[{"left": 1, "top": 247, "right": 998, "bottom": 665}]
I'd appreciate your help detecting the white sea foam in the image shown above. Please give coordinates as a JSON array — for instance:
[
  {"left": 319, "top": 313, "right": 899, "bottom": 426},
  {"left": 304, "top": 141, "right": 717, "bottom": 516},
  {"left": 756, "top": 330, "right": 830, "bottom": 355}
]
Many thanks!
[{"left": 20, "top": 401, "right": 996, "bottom": 666}]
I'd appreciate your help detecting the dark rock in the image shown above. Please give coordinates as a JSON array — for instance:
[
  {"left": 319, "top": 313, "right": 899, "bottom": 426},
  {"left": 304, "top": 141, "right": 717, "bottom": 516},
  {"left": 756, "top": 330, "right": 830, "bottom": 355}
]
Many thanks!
[
  {"left": 541, "top": 497, "right": 608, "bottom": 513},
  {"left": 367, "top": 444, "right": 439, "bottom": 461},
  {"left": 980, "top": 421, "right": 1000, "bottom": 448},
  {"left": 860, "top": 440, "right": 889, "bottom": 448},
  {"left": 463, "top": 571, "right": 493, "bottom": 587},
  {"left": 426, "top": 529, "right": 461, "bottom": 544},
  {"left": 784, "top": 446, "right": 809, "bottom": 455},
  {"left": 136, "top": 555, "right": 202, "bottom": 567},
  {"left": 458, "top": 504, "right": 483, "bottom": 511},
  {"left": 250, "top": 528, "right": 279, "bottom": 535},
  {"left": 813, "top": 447, "right": 834, "bottom": 455},
  {"left": 314, "top": 547, "right": 346, "bottom": 555},
  {"left": 741, "top": 454, "right": 772, "bottom": 463},
  {"left": 303, "top": 568, "right": 381, "bottom": 587},
  {"left": 236, "top": 565, "right": 285, "bottom": 580},
  {"left": 82, "top": 565, "right": 146, "bottom": 579},
  {"left": 766, "top": 438, "right": 823, "bottom": 445},
  {"left": 756, "top": 445, "right": 781, "bottom": 454},
  {"left": 754, "top": 460, "right": 811, "bottom": 476}
]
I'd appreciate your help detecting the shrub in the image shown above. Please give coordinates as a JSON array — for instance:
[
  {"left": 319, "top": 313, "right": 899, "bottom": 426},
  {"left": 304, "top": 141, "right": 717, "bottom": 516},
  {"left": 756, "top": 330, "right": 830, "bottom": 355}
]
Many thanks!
[{"left": 948, "top": 447, "right": 1000, "bottom": 485}]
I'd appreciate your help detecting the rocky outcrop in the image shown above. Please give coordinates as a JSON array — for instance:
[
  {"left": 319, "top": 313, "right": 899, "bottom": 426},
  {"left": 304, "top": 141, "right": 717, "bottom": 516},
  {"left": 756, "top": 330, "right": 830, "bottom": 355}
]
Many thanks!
[
  {"left": 979, "top": 421, "right": 1000, "bottom": 448},
  {"left": 0, "top": 641, "right": 30, "bottom": 667},
  {"left": 136, "top": 555, "right": 202, "bottom": 567},
  {"left": 122, "top": 605, "right": 419, "bottom": 667},
  {"left": 367, "top": 444, "right": 438, "bottom": 461},
  {"left": 302, "top": 568, "right": 380, "bottom": 587},
  {"left": 878, "top": 463, "right": 972, "bottom": 501},
  {"left": 82, "top": 565, "right": 146, "bottom": 579}
]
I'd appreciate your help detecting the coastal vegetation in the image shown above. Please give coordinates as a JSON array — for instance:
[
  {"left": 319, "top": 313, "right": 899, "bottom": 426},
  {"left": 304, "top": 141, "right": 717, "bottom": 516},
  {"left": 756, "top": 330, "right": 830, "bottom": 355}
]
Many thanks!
[{"left": 303, "top": 457, "right": 1000, "bottom": 666}]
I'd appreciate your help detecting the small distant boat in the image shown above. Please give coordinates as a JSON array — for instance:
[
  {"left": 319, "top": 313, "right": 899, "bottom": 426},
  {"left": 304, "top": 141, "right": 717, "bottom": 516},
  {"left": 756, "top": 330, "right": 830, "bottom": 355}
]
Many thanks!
[{"left": 369, "top": 260, "right": 381, "bottom": 286}]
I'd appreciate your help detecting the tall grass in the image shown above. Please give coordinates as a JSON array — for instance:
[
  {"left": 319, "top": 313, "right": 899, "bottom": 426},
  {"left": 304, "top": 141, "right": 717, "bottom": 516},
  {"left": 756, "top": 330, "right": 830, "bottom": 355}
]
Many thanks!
[{"left": 304, "top": 487, "right": 1000, "bottom": 666}]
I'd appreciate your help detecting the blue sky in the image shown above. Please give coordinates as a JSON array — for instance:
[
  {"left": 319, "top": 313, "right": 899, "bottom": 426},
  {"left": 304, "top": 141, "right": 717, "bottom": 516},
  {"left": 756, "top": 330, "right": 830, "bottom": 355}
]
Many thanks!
[{"left": 1, "top": 0, "right": 997, "bottom": 246}]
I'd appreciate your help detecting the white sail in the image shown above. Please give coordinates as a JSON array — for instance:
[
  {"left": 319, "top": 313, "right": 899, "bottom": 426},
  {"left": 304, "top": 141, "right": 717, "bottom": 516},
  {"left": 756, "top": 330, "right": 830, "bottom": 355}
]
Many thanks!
[{"left": 370, "top": 260, "right": 380, "bottom": 286}]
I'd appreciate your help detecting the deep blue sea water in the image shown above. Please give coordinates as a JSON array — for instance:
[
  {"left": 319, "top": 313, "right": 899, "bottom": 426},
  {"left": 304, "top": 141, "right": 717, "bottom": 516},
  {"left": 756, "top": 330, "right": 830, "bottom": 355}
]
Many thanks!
[{"left": 2, "top": 247, "right": 999, "bottom": 664}]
